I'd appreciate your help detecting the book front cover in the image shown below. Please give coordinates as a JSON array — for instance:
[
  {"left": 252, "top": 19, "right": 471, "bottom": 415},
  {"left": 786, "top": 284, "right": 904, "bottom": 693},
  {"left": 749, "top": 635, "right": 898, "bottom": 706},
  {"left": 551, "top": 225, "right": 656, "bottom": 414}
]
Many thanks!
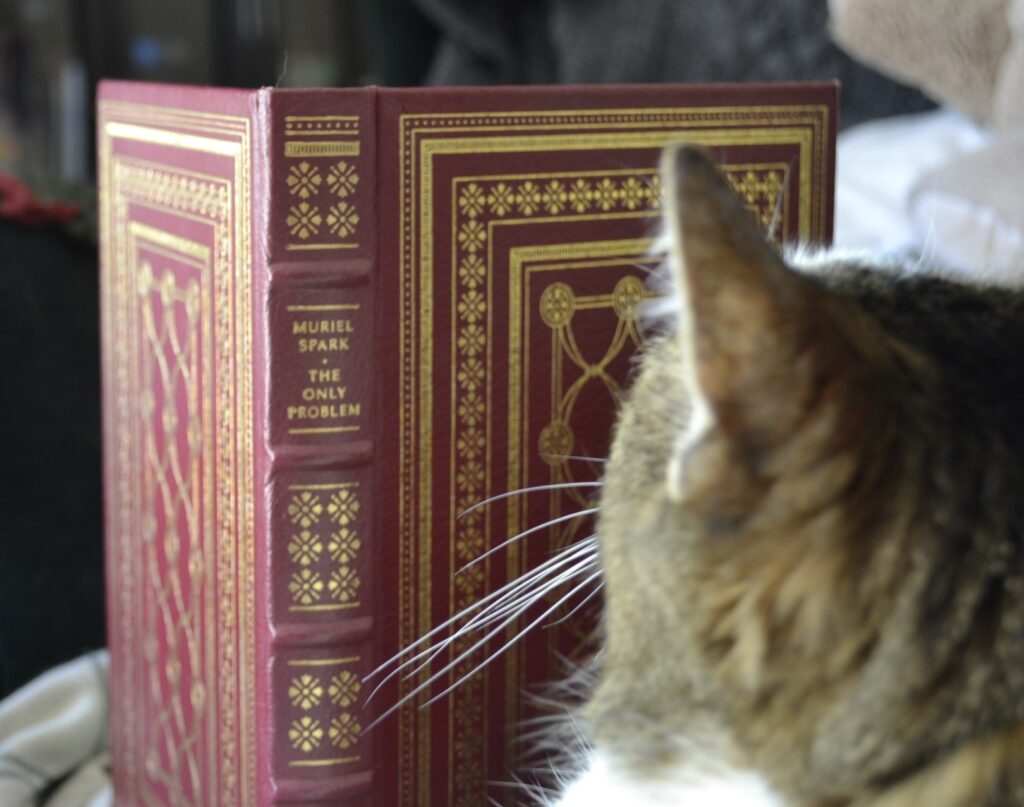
[{"left": 372, "top": 84, "right": 834, "bottom": 807}]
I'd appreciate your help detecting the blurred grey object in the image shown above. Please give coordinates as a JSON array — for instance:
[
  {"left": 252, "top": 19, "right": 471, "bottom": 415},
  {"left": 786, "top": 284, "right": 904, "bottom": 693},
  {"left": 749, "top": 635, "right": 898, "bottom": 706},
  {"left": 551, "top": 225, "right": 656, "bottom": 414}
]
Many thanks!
[{"left": 412, "top": 0, "right": 934, "bottom": 128}]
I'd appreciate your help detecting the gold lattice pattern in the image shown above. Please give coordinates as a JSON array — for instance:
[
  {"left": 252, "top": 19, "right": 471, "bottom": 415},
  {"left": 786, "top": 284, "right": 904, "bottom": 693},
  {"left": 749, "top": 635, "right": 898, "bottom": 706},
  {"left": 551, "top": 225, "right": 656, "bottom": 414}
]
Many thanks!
[
  {"left": 283, "top": 159, "right": 360, "bottom": 243},
  {"left": 138, "top": 260, "right": 204, "bottom": 806}
]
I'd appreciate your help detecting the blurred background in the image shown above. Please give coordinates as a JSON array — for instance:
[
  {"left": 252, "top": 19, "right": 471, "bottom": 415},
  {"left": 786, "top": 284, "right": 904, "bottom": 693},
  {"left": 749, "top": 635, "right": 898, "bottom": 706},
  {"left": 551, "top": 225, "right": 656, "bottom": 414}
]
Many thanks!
[
  {"left": 0, "top": 0, "right": 434, "bottom": 181},
  {"left": 0, "top": 0, "right": 933, "bottom": 700},
  {"left": 0, "top": 0, "right": 934, "bottom": 183}
]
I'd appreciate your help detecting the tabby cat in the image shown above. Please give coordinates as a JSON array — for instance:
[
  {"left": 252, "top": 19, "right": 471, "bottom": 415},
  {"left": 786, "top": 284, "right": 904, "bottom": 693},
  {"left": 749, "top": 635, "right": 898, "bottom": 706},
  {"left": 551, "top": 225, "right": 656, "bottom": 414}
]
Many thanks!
[
  {"left": 552, "top": 145, "right": 1024, "bottom": 806},
  {"left": 374, "top": 145, "right": 1024, "bottom": 805}
]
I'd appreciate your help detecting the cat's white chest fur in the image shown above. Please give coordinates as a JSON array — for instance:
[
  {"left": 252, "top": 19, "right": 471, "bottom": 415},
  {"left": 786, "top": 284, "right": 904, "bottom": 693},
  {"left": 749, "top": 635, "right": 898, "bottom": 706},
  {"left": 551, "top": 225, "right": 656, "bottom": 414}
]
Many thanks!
[{"left": 551, "top": 750, "right": 785, "bottom": 807}]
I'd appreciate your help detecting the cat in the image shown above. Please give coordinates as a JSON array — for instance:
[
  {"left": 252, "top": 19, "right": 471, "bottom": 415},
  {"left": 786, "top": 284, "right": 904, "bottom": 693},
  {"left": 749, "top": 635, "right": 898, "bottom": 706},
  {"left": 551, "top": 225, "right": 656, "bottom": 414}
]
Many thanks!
[
  {"left": 550, "top": 145, "right": 1024, "bottom": 806},
  {"left": 372, "top": 144, "right": 1024, "bottom": 805}
]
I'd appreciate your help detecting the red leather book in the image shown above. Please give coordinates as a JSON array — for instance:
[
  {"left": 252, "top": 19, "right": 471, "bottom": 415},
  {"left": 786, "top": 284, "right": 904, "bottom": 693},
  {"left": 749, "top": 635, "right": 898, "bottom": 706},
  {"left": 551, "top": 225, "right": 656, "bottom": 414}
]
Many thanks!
[{"left": 98, "top": 81, "right": 836, "bottom": 807}]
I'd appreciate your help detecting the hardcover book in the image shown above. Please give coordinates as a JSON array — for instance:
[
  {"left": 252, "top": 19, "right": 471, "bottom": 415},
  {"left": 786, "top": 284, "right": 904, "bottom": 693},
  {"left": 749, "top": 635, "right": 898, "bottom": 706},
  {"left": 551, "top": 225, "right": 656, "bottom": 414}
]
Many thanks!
[{"left": 98, "top": 80, "right": 836, "bottom": 807}]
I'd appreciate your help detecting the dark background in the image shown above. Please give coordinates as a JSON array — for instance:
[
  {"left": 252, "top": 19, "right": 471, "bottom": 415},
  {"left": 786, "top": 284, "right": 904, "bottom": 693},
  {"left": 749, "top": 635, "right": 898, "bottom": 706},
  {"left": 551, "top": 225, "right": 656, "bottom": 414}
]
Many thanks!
[{"left": 0, "top": 0, "right": 932, "bottom": 699}]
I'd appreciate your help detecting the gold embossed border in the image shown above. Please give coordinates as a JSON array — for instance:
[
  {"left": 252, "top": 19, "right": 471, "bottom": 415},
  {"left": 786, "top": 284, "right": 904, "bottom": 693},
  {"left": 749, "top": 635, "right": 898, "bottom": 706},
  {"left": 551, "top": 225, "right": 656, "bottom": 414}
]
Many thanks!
[
  {"left": 99, "top": 100, "right": 255, "bottom": 807},
  {"left": 448, "top": 175, "right": 662, "bottom": 801},
  {"left": 450, "top": 165, "right": 793, "bottom": 801},
  {"left": 282, "top": 115, "right": 361, "bottom": 251},
  {"left": 510, "top": 242, "right": 656, "bottom": 672},
  {"left": 399, "top": 102, "right": 828, "bottom": 805}
]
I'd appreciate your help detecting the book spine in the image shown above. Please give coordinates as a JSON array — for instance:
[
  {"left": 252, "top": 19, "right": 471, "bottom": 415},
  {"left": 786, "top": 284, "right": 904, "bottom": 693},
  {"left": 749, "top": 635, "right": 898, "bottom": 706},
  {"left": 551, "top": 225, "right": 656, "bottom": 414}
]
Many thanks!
[{"left": 256, "top": 88, "right": 378, "bottom": 806}]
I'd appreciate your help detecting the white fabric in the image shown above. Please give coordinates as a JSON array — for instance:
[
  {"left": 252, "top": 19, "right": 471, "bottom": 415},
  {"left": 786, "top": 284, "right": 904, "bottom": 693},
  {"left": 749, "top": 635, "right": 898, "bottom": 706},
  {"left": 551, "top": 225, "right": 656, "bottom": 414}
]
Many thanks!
[
  {"left": 0, "top": 652, "right": 112, "bottom": 807},
  {"left": 833, "top": 107, "right": 989, "bottom": 258},
  {"left": 910, "top": 190, "right": 1024, "bottom": 284},
  {"left": 552, "top": 749, "right": 783, "bottom": 807}
]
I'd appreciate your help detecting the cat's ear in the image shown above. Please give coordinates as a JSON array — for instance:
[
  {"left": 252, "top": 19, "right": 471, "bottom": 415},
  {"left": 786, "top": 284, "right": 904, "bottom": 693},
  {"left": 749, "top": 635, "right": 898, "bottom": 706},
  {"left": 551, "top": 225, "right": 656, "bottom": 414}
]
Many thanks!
[{"left": 662, "top": 145, "right": 851, "bottom": 453}]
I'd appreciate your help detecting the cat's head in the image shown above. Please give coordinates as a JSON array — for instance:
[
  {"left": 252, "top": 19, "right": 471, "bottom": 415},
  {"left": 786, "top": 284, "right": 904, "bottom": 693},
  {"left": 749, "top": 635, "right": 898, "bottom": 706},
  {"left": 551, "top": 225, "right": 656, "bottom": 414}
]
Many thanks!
[{"left": 588, "top": 145, "right": 1024, "bottom": 797}]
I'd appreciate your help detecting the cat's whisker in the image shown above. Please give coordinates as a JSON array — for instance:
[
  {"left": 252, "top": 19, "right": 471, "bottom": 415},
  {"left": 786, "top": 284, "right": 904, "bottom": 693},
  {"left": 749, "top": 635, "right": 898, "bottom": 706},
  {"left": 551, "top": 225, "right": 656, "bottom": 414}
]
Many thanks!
[
  {"left": 625, "top": 261, "right": 662, "bottom": 278},
  {"left": 385, "top": 544, "right": 598, "bottom": 689},
  {"left": 911, "top": 215, "right": 938, "bottom": 275},
  {"left": 405, "top": 567, "right": 599, "bottom": 721},
  {"left": 363, "top": 538, "right": 597, "bottom": 699},
  {"left": 365, "top": 542, "right": 591, "bottom": 682},
  {"left": 449, "top": 542, "right": 597, "bottom": 631},
  {"left": 457, "top": 507, "right": 599, "bottom": 574},
  {"left": 420, "top": 570, "right": 604, "bottom": 710},
  {"left": 397, "top": 554, "right": 598, "bottom": 686},
  {"left": 766, "top": 160, "right": 792, "bottom": 244},
  {"left": 543, "top": 579, "right": 604, "bottom": 629},
  {"left": 450, "top": 552, "right": 599, "bottom": 637},
  {"left": 362, "top": 578, "right": 551, "bottom": 693},
  {"left": 458, "top": 481, "right": 602, "bottom": 520},
  {"left": 365, "top": 558, "right": 600, "bottom": 731},
  {"left": 544, "top": 454, "right": 608, "bottom": 465},
  {"left": 487, "top": 775, "right": 558, "bottom": 802}
]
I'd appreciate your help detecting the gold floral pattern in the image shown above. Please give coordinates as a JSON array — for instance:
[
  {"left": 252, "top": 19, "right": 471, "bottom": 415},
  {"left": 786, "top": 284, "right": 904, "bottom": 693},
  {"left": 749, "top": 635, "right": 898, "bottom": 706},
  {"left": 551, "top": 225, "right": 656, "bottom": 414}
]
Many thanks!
[
  {"left": 327, "top": 489, "right": 359, "bottom": 526},
  {"left": 732, "top": 169, "right": 787, "bottom": 231},
  {"left": 458, "top": 255, "right": 486, "bottom": 288},
  {"left": 517, "top": 180, "right": 542, "bottom": 215},
  {"left": 288, "top": 674, "right": 323, "bottom": 710},
  {"left": 283, "top": 662, "right": 363, "bottom": 768},
  {"left": 453, "top": 564, "right": 484, "bottom": 595},
  {"left": 327, "top": 671, "right": 361, "bottom": 708},
  {"left": 456, "top": 324, "right": 485, "bottom": 357},
  {"left": 439, "top": 172, "right": 676, "bottom": 226},
  {"left": 455, "top": 461, "right": 484, "bottom": 491},
  {"left": 620, "top": 176, "right": 646, "bottom": 210},
  {"left": 286, "top": 202, "right": 321, "bottom": 240},
  {"left": 567, "top": 178, "right": 592, "bottom": 213},
  {"left": 285, "top": 485, "right": 362, "bottom": 614},
  {"left": 287, "top": 530, "right": 323, "bottom": 566},
  {"left": 541, "top": 179, "right": 566, "bottom": 214},
  {"left": 286, "top": 161, "right": 322, "bottom": 199},
  {"left": 456, "top": 393, "right": 484, "bottom": 426},
  {"left": 281, "top": 136, "right": 361, "bottom": 247},
  {"left": 288, "top": 716, "right": 323, "bottom": 753},
  {"left": 288, "top": 569, "right": 324, "bottom": 605},
  {"left": 539, "top": 420, "right": 574, "bottom": 465},
  {"left": 539, "top": 282, "right": 575, "bottom": 328},
  {"left": 612, "top": 275, "right": 647, "bottom": 320},
  {"left": 458, "top": 525, "right": 484, "bottom": 559},
  {"left": 326, "top": 201, "right": 359, "bottom": 239},
  {"left": 326, "top": 160, "right": 359, "bottom": 198},
  {"left": 327, "top": 566, "right": 359, "bottom": 603},
  {"left": 487, "top": 182, "right": 515, "bottom": 216},
  {"left": 458, "top": 183, "right": 486, "bottom": 218},
  {"left": 455, "top": 359, "right": 484, "bottom": 390},
  {"left": 327, "top": 528, "right": 361, "bottom": 565},
  {"left": 328, "top": 713, "right": 361, "bottom": 750},
  {"left": 287, "top": 491, "right": 322, "bottom": 528},
  {"left": 455, "top": 427, "right": 485, "bottom": 458},
  {"left": 457, "top": 220, "right": 486, "bottom": 254},
  {"left": 457, "top": 290, "right": 486, "bottom": 324}
]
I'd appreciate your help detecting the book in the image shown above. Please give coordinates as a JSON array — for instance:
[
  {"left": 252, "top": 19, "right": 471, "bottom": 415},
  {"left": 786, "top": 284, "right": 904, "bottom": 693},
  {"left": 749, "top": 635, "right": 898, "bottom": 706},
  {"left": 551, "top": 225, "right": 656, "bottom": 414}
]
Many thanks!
[{"left": 98, "top": 80, "right": 837, "bottom": 807}]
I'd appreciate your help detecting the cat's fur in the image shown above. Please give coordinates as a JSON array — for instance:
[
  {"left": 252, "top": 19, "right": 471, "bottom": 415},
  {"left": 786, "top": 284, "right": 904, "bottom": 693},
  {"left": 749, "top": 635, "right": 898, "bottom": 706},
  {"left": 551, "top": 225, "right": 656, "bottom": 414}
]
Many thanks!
[{"left": 552, "top": 146, "right": 1024, "bottom": 806}]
